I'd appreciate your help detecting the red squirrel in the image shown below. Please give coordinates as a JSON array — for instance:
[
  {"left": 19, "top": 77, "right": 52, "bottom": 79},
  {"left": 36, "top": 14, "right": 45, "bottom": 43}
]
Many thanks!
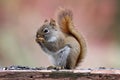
[{"left": 36, "top": 8, "right": 87, "bottom": 69}]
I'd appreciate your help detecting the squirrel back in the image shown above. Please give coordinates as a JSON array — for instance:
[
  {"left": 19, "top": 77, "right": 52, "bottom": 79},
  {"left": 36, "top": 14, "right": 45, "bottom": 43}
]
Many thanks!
[{"left": 57, "top": 8, "right": 87, "bottom": 67}]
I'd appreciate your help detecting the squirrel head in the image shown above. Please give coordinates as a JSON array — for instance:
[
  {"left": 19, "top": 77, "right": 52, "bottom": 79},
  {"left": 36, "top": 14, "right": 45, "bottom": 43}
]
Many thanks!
[{"left": 36, "top": 19, "right": 60, "bottom": 43}]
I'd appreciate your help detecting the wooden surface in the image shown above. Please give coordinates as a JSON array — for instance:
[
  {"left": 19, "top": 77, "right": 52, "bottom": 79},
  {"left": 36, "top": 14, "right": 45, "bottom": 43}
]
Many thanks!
[{"left": 0, "top": 69, "right": 120, "bottom": 80}]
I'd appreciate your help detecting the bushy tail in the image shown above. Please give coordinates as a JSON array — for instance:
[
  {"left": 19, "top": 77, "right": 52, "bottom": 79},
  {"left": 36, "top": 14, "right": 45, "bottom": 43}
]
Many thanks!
[
  {"left": 57, "top": 8, "right": 73, "bottom": 33},
  {"left": 57, "top": 8, "right": 87, "bottom": 67}
]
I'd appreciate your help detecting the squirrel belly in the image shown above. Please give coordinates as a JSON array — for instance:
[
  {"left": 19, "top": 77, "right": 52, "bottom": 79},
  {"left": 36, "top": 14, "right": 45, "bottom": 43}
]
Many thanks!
[{"left": 48, "top": 45, "right": 71, "bottom": 67}]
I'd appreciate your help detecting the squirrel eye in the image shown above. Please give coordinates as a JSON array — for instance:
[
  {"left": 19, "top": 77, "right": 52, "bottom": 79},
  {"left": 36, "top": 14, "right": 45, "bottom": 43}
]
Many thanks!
[{"left": 43, "top": 28, "right": 49, "bottom": 33}]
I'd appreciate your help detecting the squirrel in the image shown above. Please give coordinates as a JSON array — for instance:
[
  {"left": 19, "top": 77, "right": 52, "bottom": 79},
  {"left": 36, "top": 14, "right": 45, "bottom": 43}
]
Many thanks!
[{"left": 36, "top": 8, "right": 87, "bottom": 69}]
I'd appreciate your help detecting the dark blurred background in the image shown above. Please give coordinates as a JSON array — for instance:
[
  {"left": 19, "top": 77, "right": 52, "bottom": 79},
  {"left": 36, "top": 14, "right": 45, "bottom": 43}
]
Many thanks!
[{"left": 0, "top": 0, "right": 120, "bottom": 68}]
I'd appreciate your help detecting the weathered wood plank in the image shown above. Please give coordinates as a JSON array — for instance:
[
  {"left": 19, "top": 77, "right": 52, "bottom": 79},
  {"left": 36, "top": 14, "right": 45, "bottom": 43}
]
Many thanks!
[{"left": 0, "top": 69, "right": 119, "bottom": 80}]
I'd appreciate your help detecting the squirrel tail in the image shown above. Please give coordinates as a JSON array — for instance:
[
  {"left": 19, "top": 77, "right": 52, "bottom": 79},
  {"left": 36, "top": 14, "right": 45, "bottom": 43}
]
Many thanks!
[
  {"left": 57, "top": 8, "right": 73, "bottom": 33},
  {"left": 57, "top": 8, "right": 87, "bottom": 67}
]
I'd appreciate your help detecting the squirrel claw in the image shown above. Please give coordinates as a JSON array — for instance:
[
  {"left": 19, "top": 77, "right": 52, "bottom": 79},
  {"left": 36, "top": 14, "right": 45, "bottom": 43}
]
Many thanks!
[{"left": 47, "top": 66, "right": 65, "bottom": 70}]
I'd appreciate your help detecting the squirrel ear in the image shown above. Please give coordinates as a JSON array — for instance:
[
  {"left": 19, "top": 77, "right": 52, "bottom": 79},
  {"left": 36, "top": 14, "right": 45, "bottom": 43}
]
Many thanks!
[
  {"left": 50, "top": 18, "right": 56, "bottom": 26},
  {"left": 50, "top": 18, "right": 58, "bottom": 30}
]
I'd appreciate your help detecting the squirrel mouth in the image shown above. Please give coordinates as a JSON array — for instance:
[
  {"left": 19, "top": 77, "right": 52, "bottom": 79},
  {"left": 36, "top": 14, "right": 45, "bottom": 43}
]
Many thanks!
[{"left": 36, "top": 37, "right": 45, "bottom": 43}]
